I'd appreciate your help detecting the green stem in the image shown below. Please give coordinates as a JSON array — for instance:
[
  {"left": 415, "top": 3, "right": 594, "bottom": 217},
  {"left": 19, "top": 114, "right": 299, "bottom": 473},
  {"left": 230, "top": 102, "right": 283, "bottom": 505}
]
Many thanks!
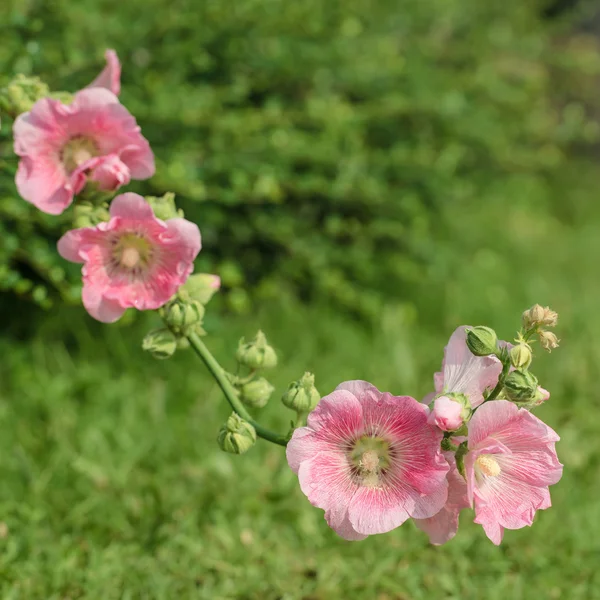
[
  {"left": 485, "top": 358, "right": 511, "bottom": 402},
  {"left": 186, "top": 331, "right": 289, "bottom": 447}
]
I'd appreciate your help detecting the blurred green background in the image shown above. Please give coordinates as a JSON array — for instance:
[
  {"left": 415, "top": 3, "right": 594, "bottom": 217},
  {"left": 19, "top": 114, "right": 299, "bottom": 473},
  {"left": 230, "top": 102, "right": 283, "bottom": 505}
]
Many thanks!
[{"left": 1, "top": 0, "right": 600, "bottom": 598}]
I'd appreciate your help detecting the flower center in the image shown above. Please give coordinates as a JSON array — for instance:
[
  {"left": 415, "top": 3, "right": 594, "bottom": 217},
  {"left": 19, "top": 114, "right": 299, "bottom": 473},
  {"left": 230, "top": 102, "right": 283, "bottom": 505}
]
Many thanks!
[
  {"left": 111, "top": 234, "right": 154, "bottom": 274},
  {"left": 62, "top": 136, "right": 98, "bottom": 173},
  {"left": 475, "top": 454, "right": 501, "bottom": 478},
  {"left": 348, "top": 436, "right": 391, "bottom": 488}
]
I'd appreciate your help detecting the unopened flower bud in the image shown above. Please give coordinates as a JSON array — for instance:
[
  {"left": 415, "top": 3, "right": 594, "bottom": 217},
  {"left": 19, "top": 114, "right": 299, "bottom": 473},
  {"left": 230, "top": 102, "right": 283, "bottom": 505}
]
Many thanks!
[
  {"left": 162, "top": 300, "right": 205, "bottom": 331},
  {"left": 466, "top": 326, "right": 498, "bottom": 357},
  {"left": 72, "top": 202, "right": 110, "bottom": 228},
  {"left": 522, "top": 304, "right": 558, "bottom": 329},
  {"left": 533, "top": 386, "right": 550, "bottom": 406},
  {"left": 0, "top": 75, "right": 50, "bottom": 116},
  {"left": 179, "top": 273, "right": 221, "bottom": 305},
  {"left": 282, "top": 372, "right": 320, "bottom": 413},
  {"left": 236, "top": 331, "right": 277, "bottom": 369},
  {"left": 145, "top": 192, "right": 183, "bottom": 221},
  {"left": 217, "top": 413, "right": 257, "bottom": 454},
  {"left": 541, "top": 307, "right": 558, "bottom": 327},
  {"left": 510, "top": 343, "right": 532, "bottom": 370},
  {"left": 142, "top": 328, "right": 177, "bottom": 359},
  {"left": 239, "top": 377, "right": 274, "bottom": 409},
  {"left": 428, "top": 395, "right": 465, "bottom": 432},
  {"left": 504, "top": 369, "right": 539, "bottom": 403},
  {"left": 539, "top": 331, "right": 559, "bottom": 352}
]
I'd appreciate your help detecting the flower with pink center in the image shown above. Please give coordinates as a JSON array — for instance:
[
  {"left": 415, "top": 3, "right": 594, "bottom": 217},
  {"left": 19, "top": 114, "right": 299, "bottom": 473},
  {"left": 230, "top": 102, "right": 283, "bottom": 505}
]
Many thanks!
[
  {"left": 86, "top": 49, "right": 121, "bottom": 96},
  {"left": 286, "top": 380, "right": 449, "bottom": 540},
  {"left": 14, "top": 87, "right": 154, "bottom": 215},
  {"left": 464, "top": 400, "right": 563, "bottom": 545},
  {"left": 428, "top": 395, "right": 465, "bottom": 432},
  {"left": 57, "top": 193, "right": 201, "bottom": 323},
  {"left": 425, "top": 327, "right": 503, "bottom": 408},
  {"left": 414, "top": 451, "right": 470, "bottom": 545}
]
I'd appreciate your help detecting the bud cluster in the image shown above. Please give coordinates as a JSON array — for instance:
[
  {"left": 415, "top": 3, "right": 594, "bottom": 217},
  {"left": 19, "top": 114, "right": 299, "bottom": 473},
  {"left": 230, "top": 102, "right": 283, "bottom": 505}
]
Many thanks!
[{"left": 522, "top": 304, "right": 560, "bottom": 353}]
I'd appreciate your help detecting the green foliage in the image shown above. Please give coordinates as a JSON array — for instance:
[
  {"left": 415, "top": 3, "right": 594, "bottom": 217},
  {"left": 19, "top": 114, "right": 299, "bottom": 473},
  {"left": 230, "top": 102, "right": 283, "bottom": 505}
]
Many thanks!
[{"left": 1, "top": 0, "right": 600, "bottom": 317}]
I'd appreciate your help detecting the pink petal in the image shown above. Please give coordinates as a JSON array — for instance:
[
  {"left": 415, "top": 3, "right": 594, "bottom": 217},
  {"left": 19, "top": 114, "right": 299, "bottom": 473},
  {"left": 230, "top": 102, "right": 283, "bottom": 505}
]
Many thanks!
[
  {"left": 90, "top": 154, "right": 131, "bottom": 190},
  {"left": 82, "top": 284, "right": 126, "bottom": 323},
  {"left": 86, "top": 49, "right": 121, "bottom": 96},
  {"left": 57, "top": 228, "right": 96, "bottom": 263},
  {"left": 348, "top": 486, "right": 412, "bottom": 535},
  {"left": 109, "top": 192, "right": 155, "bottom": 220},
  {"left": 335, "top": 380, "right": 379, "bottom": 397},
  {"left": 467, "top": 400, "right": 519, "bottom": 448},
  {"left": 305, "top": 389, "right": 363, "bottom": 437},
  {"left": 163, "top": 218, "right": 202, "bottom": 259}
]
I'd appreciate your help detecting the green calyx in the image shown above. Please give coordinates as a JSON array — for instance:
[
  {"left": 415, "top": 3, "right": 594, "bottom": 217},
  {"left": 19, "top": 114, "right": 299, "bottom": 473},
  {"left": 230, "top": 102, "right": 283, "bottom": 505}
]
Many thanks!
[
  {"left": 161, "top": 299, "right": 205, "bottom": 333},
  {"left": 142, "top": 328, "right": 178, "bottom": 359},
  {"left": 503, "top": 369, "right": 538, "bottom": 403},
  {"left": 217, "top": 413, "right": 257, "bottom": 454},
  {"left": 282, "top": 372, "right": 320, "bottom": 414},
  {"left": 236, "top": 331, "right": 278, "bottom": 370},
  {"left": 145, "top": 192, "right": 184, "bottom": 221},
  {"left": 0, "top": 75, "right": 50, "bottom": 116},
  {"left": 178, "top": 273, "right": 221, "bottom": 306},
  {"left": 466, "top": 326, "right": 498, "bottom": 357},
  {"left": 239, "top": 377, "right": 274, "bottom": 409}
]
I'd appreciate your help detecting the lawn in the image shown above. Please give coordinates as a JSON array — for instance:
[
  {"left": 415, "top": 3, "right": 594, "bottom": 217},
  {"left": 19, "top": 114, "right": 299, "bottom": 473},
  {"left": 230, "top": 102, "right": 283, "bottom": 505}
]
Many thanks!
[{"left": 1, "top": 191, "right": 599, "bottom": 599}]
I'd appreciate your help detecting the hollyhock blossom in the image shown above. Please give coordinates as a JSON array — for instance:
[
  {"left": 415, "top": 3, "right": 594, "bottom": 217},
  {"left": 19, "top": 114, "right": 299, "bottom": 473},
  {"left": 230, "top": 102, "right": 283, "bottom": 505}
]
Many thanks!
[
  {"left": 425, "top": 327, "right": 503, "bottom": 408},
  {"left": 14, "top": 87, "right": 154, "bottom": 215},
  {"left": 57, "top": 193, "right": 200, "bottom": 323},
  {"left": 464, "top": 400, "right": 562, "bottom": 545},
  {"left": 286, "top": 380, "right": 449, "bottom": 541},
  {"left": 86, "top": 49, "right": 121, "bottom": 96},
  {"left": 428, "top": 395, "right": 464, "bottom": 432},
  {"left": 414, "top": 452, "right": 469, "bottom": 545}
]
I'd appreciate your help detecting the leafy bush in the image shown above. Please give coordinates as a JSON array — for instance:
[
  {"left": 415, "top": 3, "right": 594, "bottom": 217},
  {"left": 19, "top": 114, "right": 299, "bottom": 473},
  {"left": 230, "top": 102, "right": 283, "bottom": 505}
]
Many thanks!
[{"left": 1, "top": 0, "right": 599, "bottom": 319}]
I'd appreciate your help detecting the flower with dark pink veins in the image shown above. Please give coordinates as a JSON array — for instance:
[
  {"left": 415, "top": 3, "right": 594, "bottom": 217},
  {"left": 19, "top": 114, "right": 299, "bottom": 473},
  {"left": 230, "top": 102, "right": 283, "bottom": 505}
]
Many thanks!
[
  {"left": 86, "top": 49, "right": 122, "bottom": 96},
  {"left": 286, "top": 380, "right": 449, "bottom": 540},
  {"left": 464, "top": 400, "right": 563, "bottom": 545},
  {"left": 414, "top": 451, "right": 470, "bottom": 545},
  {"left": 426, "top": 326, "right": 503, "bottom": 408},
  {"left": 57, "top": 193, "right": 200, "bottom": 323},
  {"left": 14, "top": 87, "right": 154, "bottom": 214}
]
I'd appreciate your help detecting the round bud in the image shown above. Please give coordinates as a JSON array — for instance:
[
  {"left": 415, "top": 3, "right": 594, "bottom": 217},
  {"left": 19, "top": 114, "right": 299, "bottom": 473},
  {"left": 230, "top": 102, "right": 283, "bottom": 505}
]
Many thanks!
[
  {"left": 510, "top": 343, "right": 532, "bottom": 370},
  {"left": 282, "top": 372, "right": 320, "bottom": 413},
  {"left": 179, "top": 273, "right": 221, "bottom": 305},
  {"left": 162, "top": 300, "right": 205, "bottom": 331},
  {"left": 504, "top": 369, "right": 539, "bottom": 403},
  {"left": 217, "top": 413, "right": 257, "bottom": 454},
  {"left": 235, "top": 331, "right": 278, "bottom": 370},
  {"left": 142, "top": 328, "right": 177, "bottom": 359},
  {"left": 239, "top": 377, "right": 274, "bottom": 409},
  {"left": 145, "top": 192, "right": 183, "bottom": 221},
  {"left": 466, "top": 326, "right": 498, "bottom": 357}
]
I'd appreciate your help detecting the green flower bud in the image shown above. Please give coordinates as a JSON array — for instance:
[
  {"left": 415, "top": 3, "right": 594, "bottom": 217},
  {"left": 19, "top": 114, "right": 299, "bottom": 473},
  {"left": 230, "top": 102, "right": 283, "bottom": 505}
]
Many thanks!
[
  {"left": 142, "top": 328, "right": 177, "bottom": 359},
  {"left": 162, "top": 300, "right": 205, "bottom": 331},
  {"left": 282, "top": 372, "right": 320, "bottom": 413},
  {"left": 145, "top": 192, "right": 184, "bottom": 221},
  {"left": 239, "top": 377, "right": 274, "bottom": 409},
  {"left": 217, "top": 413, "right": 257, "bottom": 454},
  {"left": 510, "top": 343, "right": 533, "bottom": 370},
  {"left": 466, "top": 326, "right": 498, "bottom": 357},
  {"left": 504, "top": 369, "right": 539, "bottom": 403},
  {"left": 179, "top": 273, "right": 221, "bottom": 305},
  {"left": 72, "top": 202, "right": 110, "bottom": 228},
  {"left": 235, "top": 331, "right": 277, "bottom": 369},
  {"left": 0, "top": 75, "right": 50, "bottom": 116}
]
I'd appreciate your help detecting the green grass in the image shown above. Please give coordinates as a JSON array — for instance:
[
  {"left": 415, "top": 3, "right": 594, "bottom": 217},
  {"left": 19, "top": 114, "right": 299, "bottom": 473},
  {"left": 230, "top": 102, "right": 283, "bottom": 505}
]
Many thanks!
[{"left": 1, "top": 191, "right": 600, "bottom": 599}]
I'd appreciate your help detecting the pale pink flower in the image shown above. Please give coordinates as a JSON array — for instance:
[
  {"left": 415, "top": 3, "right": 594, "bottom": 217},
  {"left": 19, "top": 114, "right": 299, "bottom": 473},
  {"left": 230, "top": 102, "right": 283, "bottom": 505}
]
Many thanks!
[
  {"left": 425, "top": 327, "right": 503, "bottom": 408},
  {"left": 286, "top": 380, "right": 449, "bottom": 541},
  {"left": 414, "top": 451, "right": 469, "bottom": 545},
  {"left": 87, "top": 49, "right": 121, "bottom": 96},
  {"left": 428, "top": 396, "right": 464, "bottom": 432},
  {"left": 14, "top": 88, "right": 154, "bottom": 215},
  {"left": 464, "top": 400, "right": 563, "bottom": 545},
  {"left": 57, "top": 193, "right": 201, "bottom": 323}
]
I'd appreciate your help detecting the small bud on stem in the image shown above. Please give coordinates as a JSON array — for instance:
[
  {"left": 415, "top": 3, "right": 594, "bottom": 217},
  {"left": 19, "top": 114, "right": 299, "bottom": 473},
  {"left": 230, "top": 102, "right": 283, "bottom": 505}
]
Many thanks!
[
  {"left": 236, "top": 331, "right": 278, "bottom": 370},
  {"left": 466, "top": 326, "right": 498, "bottom": 357},
  {"left": 217, "top": 413, "right": 257, "bottom": 454}
]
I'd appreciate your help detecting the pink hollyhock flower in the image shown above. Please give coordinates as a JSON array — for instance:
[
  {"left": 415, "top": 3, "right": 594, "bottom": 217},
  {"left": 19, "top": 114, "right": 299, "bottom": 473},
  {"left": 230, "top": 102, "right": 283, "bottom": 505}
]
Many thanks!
[
  {"left": 87, "top": 49, "right": 121, "bottom": 96},
  {"left": 14, "top": 88, "right": 154, "bottom": 215},
  {"left": 414, "top": 451, "right": 469, "bottom": 545},
  {"left": 425, "top": 327, "right": 503, "bottom": 408},
  {"left": 428, "top": 395, "right": 464, "bottom": 432},
  {"left": 57, "top": 193, "right": 201, "bottom": 323},
  {"left": 286, "top": 380, "right": 449, "bottom": 541},
  {"left": 465, "top": 400, "right": 563, "bottom": 545}
]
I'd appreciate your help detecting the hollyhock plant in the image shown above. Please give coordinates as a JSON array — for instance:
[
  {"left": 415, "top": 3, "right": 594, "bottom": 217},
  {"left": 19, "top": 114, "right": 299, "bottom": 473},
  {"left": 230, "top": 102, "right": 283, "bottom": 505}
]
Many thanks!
[
  {"left": 464, "top": 400, "right": 563, "bottom": 545},
  {"left": 414, "top": 452, "right": 469, "bottom": 544},
  {"left": 427, "top": 326, "right": 503, "bottom": 408},
  {"left": 286, "top": 380, "right": 449, "bottom": 540},
  {"left": 14, "top": 87, "right": 154, "bottom": 215},
  {"left": 87, "top": 49, "right": 121, "bottom": 96},
  {"left": 57, "top": 193, "right": 201, "bottom": 322},
  {"left": 428, "top": 395, "right": 465, "bottom": 432}
]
